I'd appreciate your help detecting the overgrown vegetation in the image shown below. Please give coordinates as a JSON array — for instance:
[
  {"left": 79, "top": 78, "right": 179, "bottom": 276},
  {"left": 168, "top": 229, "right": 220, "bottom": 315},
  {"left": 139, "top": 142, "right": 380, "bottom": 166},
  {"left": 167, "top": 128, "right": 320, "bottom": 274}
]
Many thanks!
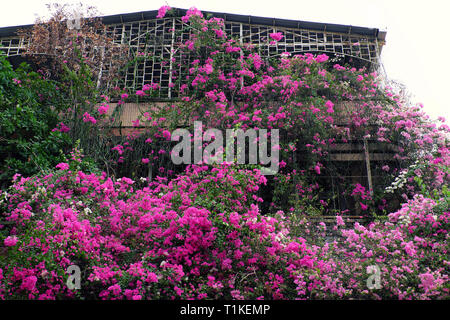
[
  {"left": 0, "top": 5, "right": 448, "bottom": 300},
  {"left": 0, "top": 55, "right": 70, "bottom": 186}
]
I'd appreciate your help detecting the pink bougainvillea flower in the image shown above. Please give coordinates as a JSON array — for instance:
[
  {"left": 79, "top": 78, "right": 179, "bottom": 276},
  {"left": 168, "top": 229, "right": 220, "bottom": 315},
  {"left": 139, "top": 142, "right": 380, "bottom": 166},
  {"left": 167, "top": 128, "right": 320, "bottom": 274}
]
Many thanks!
[
  {"left": 157, "top": 5, "right": 171, "bottom": 19},
  {"left": 97, "top": 104, "right": 109, "bottom": 115},
  {"left": 325, "top": 100, "right": 334, "bottom": 113},
  {"left": 121, "top": 177, "right": 134, "bottom": 185},
  {"left": 111, "top": 144, "right": 124, "bottom": 155},
  {"left": 269, "top": 32, "right": 284, "bottom": 42},
  {"left": 314, "top": 164, "right": 321, "bottom": 175},
  {"left": 182, "top": 7, "right": 203, "bottom": 23},
  {"left": 203, "top": 64, "right": 214, "bottom": 74},
  {"left": 4, "top": 235, "right": 18, "bottom": 247},
  {"left": 162, "top": 130, "right": 171, "bottom": 140},
  {"left": 214, "top": 28, "right": 225, "bottom": 38},
  {"left": 419, "top": 272, "right": 436, "bottom": 293},
  {"left": 82, "top": 112, "right": 97, "bottom": 124},
  {"left": 315, "top": 54, "right": 329, "bottom": 63},
  {"left": 52, "top": 122, "right": 70, "bottom": 133},
  {"left": 55, "top": 162, "right": 70, "bottom": 170},
  {"left": 336, "top": 215, "right": 345, "bottom": 226},
  {"left": 21, "top": 276, "right": 37, "bottom": 292}
]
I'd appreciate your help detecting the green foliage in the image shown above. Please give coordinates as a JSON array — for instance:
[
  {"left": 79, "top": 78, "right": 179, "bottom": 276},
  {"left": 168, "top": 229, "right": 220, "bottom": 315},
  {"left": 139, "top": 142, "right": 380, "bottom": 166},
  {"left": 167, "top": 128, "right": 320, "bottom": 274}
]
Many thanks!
[{"left": 0, "top": 56, "right": 71, "bottom": 187}]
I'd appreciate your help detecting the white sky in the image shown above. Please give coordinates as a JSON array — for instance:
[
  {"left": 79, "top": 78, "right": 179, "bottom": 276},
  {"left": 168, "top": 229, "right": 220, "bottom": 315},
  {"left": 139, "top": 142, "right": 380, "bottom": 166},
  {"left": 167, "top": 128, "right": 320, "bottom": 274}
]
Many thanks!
[{"left": 1, "top": 0, "right": 449, "bottom": 121}]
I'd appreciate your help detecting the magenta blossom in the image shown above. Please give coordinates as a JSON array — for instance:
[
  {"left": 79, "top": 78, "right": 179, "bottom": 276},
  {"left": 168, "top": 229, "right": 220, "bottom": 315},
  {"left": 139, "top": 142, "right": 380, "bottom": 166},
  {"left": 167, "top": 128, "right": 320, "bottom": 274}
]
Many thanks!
[
  {"left": 4, "top": 236, "right": 18, "bottom": 247},
  {"left": 21, "top": 276, "right": 37, "bottom": 292},
  {"left": 269, "top": 32, "right": 284, "bottom": 42},
  {"left": 315, "top": 54, "right": 329, "bottom": 63},
  {"left": 325, "top": 100, "right": 334, "bottom": 113},
  {"left": 157, "top": 5, "right": 171, "bottom": 19},
  {"left": 55, "top": 162, "right": 70, "bottom": 170},
  {"left": 82, "top": 112, "right": 97, "bottom": 124},
  {"left": 182, "top": 7, "right": 203, "bottom": 23},
  {"left": 52, "top": 122, "right": 70, "bottom": 133},
  {"left": 162, "top": 130, "right": 171, "bottom": 140},
  {"left": 97, "top": 104, "right": 109, "bottom": 115},
  {"left": 314, "top": 164, "right": 321, "bottom": 175}
]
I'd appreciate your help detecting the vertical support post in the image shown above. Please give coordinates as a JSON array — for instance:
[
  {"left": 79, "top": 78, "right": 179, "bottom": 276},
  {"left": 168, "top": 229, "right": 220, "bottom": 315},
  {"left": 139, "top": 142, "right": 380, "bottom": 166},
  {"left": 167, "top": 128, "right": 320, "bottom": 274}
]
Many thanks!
[
  {"left": 20, "top": 36, "right": 26, "bottom": 54},
  {"left": 168, "top": 18, "right": 176, "bottom": 99},
  {"left": 120, "top": 24, "right": 129, "bottom": 88},
  {"left": 96, "top": 46, "right": 105, "bottom": 89},
  {"left": 239, "top": 23, "right": 244, "bottom": 89},
  {"left": 273, "top": 27, "right": 278, "bottom": 55},
  {"left": 363, "top": 138, "right": 374, "bottom": 197},
  {"left": 293, "top": 150, "right": 300, "bottom": 205},
  {"left": 148, "top": 164, "right": 153, "bottom": 182},
  {"left": 331, "top": 176, "right": 337, "bottom": 211}
]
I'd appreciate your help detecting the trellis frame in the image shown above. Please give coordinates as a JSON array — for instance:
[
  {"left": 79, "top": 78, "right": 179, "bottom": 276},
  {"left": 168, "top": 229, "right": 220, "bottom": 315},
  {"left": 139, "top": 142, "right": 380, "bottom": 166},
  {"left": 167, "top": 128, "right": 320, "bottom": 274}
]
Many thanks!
[{"left": 0, "top": 7, "right": 386, "bottom": 97}]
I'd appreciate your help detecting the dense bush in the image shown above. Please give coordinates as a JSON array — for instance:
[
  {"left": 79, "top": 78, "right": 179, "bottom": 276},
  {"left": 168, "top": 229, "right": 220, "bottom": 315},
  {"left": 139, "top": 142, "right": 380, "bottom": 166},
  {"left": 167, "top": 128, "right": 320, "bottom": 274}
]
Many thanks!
[
  {"left": 0, "top": 156, "right": 447, "bottom": 299},
  {"left": 0, "top": 6, "right": 448, "bottom": 300},
  {"left": 0, "top": 55, "right": 71, "bottom": 187}
]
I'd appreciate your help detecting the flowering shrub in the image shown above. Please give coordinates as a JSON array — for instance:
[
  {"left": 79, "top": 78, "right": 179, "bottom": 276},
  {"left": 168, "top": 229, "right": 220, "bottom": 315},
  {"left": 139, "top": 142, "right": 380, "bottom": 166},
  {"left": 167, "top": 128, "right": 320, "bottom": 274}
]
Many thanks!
[
  {"left": 0, "top": 156, "right": 448, "bottom": 299},
  {"left": 0, "top": 6, "right": 448, "bottom": 300},
  {"left": 0, "top": 161, "right": 329, "bottom": 299},
  {"left": 327, "top": 193, "right": 449, "bottom": 299}
]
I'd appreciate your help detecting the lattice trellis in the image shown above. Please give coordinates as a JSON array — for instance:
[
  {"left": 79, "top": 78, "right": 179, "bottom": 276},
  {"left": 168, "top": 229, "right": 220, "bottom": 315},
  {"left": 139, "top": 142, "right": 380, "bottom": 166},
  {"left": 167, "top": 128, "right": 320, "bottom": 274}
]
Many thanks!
[
  {"left": 223, "top": 21, "right": 380, "bottom": 62},
  {"left": 0, "top": 11, "right": 384, "bottom": 98},
  {"left": 104, "top": 17, "right": 189, "bottom": 98},
  {"left": 0, "top": 37, "right": 28, "bottom": 56}
]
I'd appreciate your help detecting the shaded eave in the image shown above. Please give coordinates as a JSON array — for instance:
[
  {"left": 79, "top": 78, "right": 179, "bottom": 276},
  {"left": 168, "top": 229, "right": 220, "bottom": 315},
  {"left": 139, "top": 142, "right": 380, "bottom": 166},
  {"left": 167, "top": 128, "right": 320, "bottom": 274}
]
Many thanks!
[{"left": 0, "top": 7, "right": 386, "bottom": 41}]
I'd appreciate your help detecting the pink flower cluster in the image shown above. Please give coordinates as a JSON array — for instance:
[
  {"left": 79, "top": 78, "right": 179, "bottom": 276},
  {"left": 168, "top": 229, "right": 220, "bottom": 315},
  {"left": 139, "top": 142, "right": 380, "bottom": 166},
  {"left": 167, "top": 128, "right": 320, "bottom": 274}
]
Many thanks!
[
  {"left": 0, "top": 160, "right": 447, "bottom": 300},
  {"left": 269, "top": 32, "right": 284, "bottom": 42},
  {"left": 82, "top": 112, "right": 96, "bottom": 124},
  {"left": 55, "top": 162, "right": 69, "bottom": 170},
  {"left": 157, "top": 5, "right": 171, "bottom": 19}
]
